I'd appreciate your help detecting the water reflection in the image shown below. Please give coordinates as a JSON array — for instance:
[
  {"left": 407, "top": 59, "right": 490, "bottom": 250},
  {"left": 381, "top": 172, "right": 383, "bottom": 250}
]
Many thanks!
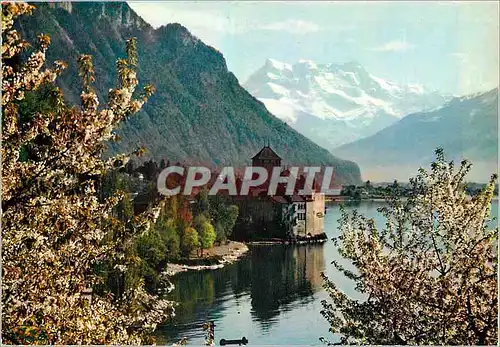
[
  {"left": 156, "top": 200, "right": 498, "bottom": 345},
  {"left": 156, "top": 243, "right": 325, "bottom": 344},
  {"left": 249, "top": 245, "right": 324, "bottom": 326}
]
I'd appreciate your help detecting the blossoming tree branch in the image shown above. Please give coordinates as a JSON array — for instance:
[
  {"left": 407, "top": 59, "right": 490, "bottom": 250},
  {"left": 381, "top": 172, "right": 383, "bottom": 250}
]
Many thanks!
[
  {"left": 320, "top": 148, "right": 498, "bottom": 345},
  {"left": 2, "top": 3, "right": 174, "bottom": 344}
]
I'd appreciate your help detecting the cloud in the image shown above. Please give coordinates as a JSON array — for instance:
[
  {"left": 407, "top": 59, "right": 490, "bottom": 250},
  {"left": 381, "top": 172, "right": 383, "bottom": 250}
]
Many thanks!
[
  {"left": 128, "top": 3, "right": 254, "bottom": 50},
  {"left": 259, "top": 19, "right": 321, "bottom": 34},
  {"left": 449, "top": 52, "right": 468, "bottom": 61},
  {"left": 448, "top": 52, "right": 497, "bottom": 95},
  {"left": 130, "top": 3, "right": 349, "bottom": 38},
  {"left": 370, "top": 40, "right": 415, "bottom": 52},
  {"left": 129, "top": 3, "right": 249, "bottom": 34}
]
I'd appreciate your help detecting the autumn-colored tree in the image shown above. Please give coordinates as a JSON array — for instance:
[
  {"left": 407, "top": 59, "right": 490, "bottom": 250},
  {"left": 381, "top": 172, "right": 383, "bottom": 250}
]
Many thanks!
[
  {"left": 178, "top": 197, "right": 194, "bottom": 224},
  {"left": 1, "top": 3, "right": 173, "bottom": 344},
  {"left": 321, "top": 149, "right": 498, "bottom": 345}
]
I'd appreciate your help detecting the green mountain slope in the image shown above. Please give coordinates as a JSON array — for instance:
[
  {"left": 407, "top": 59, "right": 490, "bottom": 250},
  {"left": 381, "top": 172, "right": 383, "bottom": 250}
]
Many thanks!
[{"left": 17, "top": 2, "right": 361, "bottom": 185}]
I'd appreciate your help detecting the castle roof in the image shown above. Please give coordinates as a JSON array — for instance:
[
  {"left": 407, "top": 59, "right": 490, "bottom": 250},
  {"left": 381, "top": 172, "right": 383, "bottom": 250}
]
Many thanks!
[
  {"left": 252, "top": 146, "right": 281, "bottom": 160},
  {"left": 290, "top": 195, "right": 305, "bottom": 202},
  {"left": 270, "top": 196, "right": 288, "bottom": 204}
]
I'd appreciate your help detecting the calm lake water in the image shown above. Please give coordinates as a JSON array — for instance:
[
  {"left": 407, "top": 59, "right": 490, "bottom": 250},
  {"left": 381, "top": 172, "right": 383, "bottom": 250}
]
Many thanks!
[{"left": 156, "top": 199, "right": 499, "bottom": 346}]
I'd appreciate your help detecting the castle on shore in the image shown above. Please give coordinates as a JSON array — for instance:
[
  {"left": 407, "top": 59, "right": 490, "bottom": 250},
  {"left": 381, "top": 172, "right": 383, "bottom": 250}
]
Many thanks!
[{"left": 231, "top": 145, "right": 326, "bottom": 240}]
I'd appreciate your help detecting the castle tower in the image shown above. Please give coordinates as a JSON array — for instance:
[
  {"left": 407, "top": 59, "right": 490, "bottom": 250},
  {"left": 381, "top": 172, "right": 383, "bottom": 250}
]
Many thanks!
[{"left": 251, "top": 145, "right": 282, "bottom": 174}]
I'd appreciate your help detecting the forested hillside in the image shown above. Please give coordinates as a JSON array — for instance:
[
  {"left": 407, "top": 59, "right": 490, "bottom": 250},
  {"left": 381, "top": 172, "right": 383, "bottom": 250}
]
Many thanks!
[{"left": 17, "top": 2, "right": 361, "bottom": 184}]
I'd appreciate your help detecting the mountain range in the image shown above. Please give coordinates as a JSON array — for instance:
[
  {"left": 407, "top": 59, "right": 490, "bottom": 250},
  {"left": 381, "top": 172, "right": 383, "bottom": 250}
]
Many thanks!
[
  {"left": 333, "top": 88, "right": 498, "bottom": 182},
  {"left": 17, "top": 2, "right": 361, "bottom": 185},
  {"left": 244, "top": 58, "right": 449, "bottom": 150}
]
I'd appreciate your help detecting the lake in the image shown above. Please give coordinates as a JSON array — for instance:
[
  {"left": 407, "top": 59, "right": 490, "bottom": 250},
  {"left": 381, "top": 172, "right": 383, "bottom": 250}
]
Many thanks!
[{"left": 156, "top": 199, "right": 498, "bottom": 346}]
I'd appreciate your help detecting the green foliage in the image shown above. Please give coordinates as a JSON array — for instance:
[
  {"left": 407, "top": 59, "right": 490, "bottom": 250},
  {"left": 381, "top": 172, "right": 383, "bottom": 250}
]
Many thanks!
[
  {"left": 163, "top": 223, "right": 181, "bottom": 260},
  {"left": 364, "top": 180, "right": 372, "bottom": 190},
  {"left": 193, "top": 188, "right": 211, "bottom": 216},
  {"left": 212, "top": 206, "right": 239, "bottom": 242},
  {"left": 192, "top": 213, "right": 209, "bottom": 230},
  {"left": 209, "top": 196, "right": 239, "bottom": 242},
  {"left": 136, "top": 229, "right": 167, "bottom": 269},
  {"left": 100, "top": 170, "right": 136, "bottom": 221},
  {"left": 136, "top": 228, "right": 167, "bottom": 292},
  {"left": 17, "top": 82, "right": 64, "bottom": 123},
  {"left": 198, "top": 221, "right": 216, "bottom": 251},
  {"left": 181, "top": 227, "right": 200, "bottom": 257}
]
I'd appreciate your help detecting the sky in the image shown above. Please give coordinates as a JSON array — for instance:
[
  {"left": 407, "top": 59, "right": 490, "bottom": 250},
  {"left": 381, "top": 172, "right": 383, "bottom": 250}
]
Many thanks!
[{"left": 128, "top": 1, "right": 499, "bottom": 96}]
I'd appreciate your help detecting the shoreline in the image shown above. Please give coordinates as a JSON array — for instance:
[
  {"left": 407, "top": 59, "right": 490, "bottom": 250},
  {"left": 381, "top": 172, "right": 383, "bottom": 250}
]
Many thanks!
[
  {"left": 165, "top": 234, "right": 329, "bottom": 276},
  {"left": 247, "top": 238, "right": 328, "bottom": 246},
  {"left": 165, "top": 241, "right": 249, "bottom": 276},
  {"left": 328, "top": 196, "right": 498, "bottom": 203}
]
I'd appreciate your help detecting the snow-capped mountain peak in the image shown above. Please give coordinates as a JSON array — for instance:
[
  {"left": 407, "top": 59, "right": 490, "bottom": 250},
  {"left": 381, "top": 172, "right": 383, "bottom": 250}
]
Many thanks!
[
  {"left": 265, "top": 58, "right": 292, "bottom": 72},
  {"left": 244, "top": 58, "right": 449, "bottom": 149},
  {"left": 297, "top": 59, "right": 318, "bottom": 69}
]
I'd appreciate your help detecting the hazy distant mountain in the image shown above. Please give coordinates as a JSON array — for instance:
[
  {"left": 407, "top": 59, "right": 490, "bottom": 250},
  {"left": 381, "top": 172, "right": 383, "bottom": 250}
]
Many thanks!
[
  {"left": 17, "top": 2, "right": 361, "bottom": 184},
  {"left": 333, "top": 88, "right": 498, "bottom": 182},
  {"left": 244, "top": 58, "right": 449, "bottom": 149}
]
